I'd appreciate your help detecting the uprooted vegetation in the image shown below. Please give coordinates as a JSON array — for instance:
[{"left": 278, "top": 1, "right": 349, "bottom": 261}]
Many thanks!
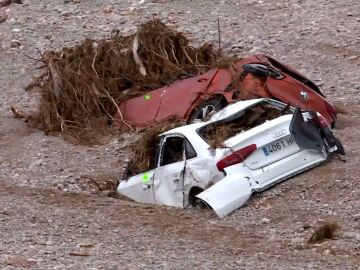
[
  {"left": 308, "top": 221, "right": 340, "bottom": 243},
  {"left": 23, "top": 19, "right": 233, "bottom": 144},
  {"left": 199, "top": 103, "right": 287, "bottom": 149}
]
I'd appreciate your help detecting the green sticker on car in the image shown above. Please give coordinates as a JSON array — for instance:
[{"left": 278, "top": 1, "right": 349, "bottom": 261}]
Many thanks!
[{"left": 142, "top": 172, "right": 150, "bottom": 183}]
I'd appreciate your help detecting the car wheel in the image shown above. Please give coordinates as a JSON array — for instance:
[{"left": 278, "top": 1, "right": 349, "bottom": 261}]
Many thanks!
[
  {"left": 189, "top": 98, "right": 225, "bottom": 123},
  {"left": 193, "top": 198, "right": 208, "bottom": 210}
]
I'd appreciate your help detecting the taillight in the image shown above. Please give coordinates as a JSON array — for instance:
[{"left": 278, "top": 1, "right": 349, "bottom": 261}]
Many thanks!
[
  {"left": 313, "top": 114, "right": 330, "bottom": 128},
  {"left": 216, "top": 144, "right": 257, "bottom": 171}
]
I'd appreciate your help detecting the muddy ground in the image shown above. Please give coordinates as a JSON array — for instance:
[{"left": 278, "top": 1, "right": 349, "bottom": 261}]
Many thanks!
[{"left": 0, "top": 0, "right": 359, "bottom": 269}]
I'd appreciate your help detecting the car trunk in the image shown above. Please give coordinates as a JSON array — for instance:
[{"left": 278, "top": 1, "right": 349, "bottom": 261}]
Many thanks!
[
  {"left": 198, "top": 99, "right": 299, "bottom": 169},
  {"left": 230, "top": 116, "right": 300, "bottom": 170}
]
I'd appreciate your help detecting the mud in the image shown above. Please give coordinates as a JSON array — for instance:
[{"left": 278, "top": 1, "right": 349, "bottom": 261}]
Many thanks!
[{"left": 1, "top": 0, "right": 359, "bottom": 269}]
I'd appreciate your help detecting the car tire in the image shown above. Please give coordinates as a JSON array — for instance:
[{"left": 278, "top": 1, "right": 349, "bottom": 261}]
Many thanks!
[
  {"left": 188, "top": 98, "right": 226, "bottom": 123},
  {"left": 193, "top": 198, "right": 208, "bottom": 210}
]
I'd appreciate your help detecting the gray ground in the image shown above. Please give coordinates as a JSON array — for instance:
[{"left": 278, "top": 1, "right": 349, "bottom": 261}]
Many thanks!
[{"left": 0, "top": 0, "right": 359, "bottom": 269}]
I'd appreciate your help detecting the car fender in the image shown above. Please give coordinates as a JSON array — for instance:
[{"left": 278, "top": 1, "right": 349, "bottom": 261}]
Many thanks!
[
  {"left": 196, "top": 175, "right": 253, "bottom": 218},
  {"left": 184, "top": 70, "right": 233, "bottom": 120}
]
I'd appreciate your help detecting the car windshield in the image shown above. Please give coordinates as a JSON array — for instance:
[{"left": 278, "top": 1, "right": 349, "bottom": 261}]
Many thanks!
[{"left": 197, "top": 101, "right": 291, "bottom": 149}]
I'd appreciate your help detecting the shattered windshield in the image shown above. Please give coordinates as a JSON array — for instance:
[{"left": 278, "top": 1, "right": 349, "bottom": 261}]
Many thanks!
[{"left": 198, "top": 101, "right": 291, "bottom": 149}]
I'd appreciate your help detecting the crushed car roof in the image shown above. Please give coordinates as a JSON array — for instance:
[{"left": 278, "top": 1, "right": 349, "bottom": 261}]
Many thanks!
[{"left": 160, "top": 98, "right": 285, "bottom": 136}]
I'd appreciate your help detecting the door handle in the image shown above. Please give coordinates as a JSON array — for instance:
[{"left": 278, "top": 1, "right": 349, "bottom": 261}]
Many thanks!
[{"left": 142, "top": 184, "right": 151, "bottom": 190}]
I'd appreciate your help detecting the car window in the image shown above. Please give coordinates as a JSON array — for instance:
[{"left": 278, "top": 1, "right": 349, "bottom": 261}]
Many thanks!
[
  {"left": 242, "top": 63, "right": 284, "bottom": 80},
  {"left": 160, "top": 137, "right": 197, "bottom": 166},
  {"left": 185, "top": 139, "right": 197, "bottom": 159},
  {"left": 160, "top": 137, "right": 184, "bottom": 166}
]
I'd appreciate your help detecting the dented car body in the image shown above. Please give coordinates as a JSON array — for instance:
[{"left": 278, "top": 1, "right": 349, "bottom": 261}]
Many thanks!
[
  {"left": 117, "top": 98, "right": 344, "bottom": 217},
  {"left": 115, "top": 54, "right": 337, "bottom": 129}
]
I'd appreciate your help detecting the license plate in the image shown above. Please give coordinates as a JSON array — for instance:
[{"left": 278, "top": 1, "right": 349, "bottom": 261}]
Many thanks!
[{"left": 262, "top": 136, "right": 296, "bottom": 157}]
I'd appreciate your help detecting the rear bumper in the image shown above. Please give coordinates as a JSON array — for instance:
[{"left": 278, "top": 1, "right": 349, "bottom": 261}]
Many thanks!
[{"left": 197, "top": 149, "right": 327, "bottom": 218}]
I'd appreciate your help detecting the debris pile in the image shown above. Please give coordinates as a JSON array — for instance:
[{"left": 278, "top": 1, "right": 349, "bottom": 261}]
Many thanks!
[
  {"left": 25, "top": 20, "right": 221, "bottom": 143},
  {"left": 200, "top": 104, "right": 285, "bottom": 149},
  {"left": 308, "top": 221, "right": 340, "bottom": 243}
]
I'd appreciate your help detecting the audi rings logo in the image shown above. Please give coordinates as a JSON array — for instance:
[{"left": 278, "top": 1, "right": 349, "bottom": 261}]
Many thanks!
[{"left": 272, "top": 129, "right": 286, "bottom": 138}]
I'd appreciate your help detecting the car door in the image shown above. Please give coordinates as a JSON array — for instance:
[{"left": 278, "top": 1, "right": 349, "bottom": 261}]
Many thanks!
[
  {"left": 153, "top": 135, "right": 186, "bottom": 207},
  {"left": 117, "top": 169, "right": 157, "bottom": 204},
  {"left": 119, "top": 87, "right": 164, "bottom": 127}
]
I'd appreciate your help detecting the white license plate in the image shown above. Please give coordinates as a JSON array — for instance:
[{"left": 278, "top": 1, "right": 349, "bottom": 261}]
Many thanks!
[{"left": 262, "top": 135, "right": 296, "bottom": 157}]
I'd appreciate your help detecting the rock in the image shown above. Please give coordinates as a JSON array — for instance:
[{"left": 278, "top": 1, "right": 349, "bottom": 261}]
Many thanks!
[
  {"left": 249, "top": 46, "right": 262, "bottom": 54},
  {"left": 353, "top": 214, "right": 360, "bottom": 221},
  {"left": 61, "top": 11, "right": 72, "bottom": 17},
  {"left": 291, "top": 237, "right": 303, "bottom": 243},
  {"left": 29, "top": 159, "right": 43, "bottom": 169},
  {"left": 10, "top": 39, "right": 21, "bottom": 48},
  {"left": 323, "top": 249, "right": 331, "bottom": 255},
  {"left": 0, "top": 13, "right": 7, "bottom": 23},
  {"left": 4, "top": 256, "right": 36, "bottom": 268},
  {"left": 65, "top": 0, "right": 80, "bottom": 3},
  {"left": 261, "top": 218, "right": 270, "bottom": 223},
  {"left": 248, "top": 35, "right": 255, "bottom": 41},
  {"left": 349, "top": 55, "right": 358, "bottom": 60},
  {"left": 79, "top": 242, "right": 95, "bottom": 248},
  {"left": 343, "top": 231, "right": 360, "bottom": 240},
  {"left": 69, "top": 251, "right": 90, "bottom": 256},
  {"left": 316, "top": 81, "right": 324, "bottom": 87},
  {"left": 103, "top": 4, "right": 113, "bottom": 13},
  {"left": 276, "top": 2, "right": 285, "bottom": 9},
  {"left": 46, "top": 240, "right": 53, "bottom": 246},
  {"left": 56, "top": 183, "right": 64, "bottom": 190}
]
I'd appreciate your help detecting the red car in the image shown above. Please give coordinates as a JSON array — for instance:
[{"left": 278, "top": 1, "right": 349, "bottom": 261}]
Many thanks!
[{"left": 115, "top": 54, "right": 337, "bottom": 128}]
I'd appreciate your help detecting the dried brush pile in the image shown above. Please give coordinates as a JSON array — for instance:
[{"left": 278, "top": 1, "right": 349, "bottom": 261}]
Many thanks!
[
  {"left": 308, "top": 221, "right": 340, "bottom": 243},
  {"left": 201, "top": 123, "right": 245, "bottom": 149},
  {"left": 25, "top": 20, "right": 221, "bottom": 144},
  {"left": 200, "top": 105, "right": 284, "bottom": 149}
]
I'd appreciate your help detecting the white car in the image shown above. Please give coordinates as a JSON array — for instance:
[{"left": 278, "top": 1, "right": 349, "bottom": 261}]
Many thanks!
[{"left": 117, "top": 98, "right": 344, "bottom": 218}]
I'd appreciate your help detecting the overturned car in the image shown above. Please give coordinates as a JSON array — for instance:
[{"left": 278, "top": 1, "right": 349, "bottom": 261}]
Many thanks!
[{"left": 117, "top": 99, "right": 344, "bottom": 218}]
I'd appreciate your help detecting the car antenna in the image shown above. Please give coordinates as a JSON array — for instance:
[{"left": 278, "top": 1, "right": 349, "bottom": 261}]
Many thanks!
[{"left": 217, "top": 18, "right": 222, "bottom": 56}]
